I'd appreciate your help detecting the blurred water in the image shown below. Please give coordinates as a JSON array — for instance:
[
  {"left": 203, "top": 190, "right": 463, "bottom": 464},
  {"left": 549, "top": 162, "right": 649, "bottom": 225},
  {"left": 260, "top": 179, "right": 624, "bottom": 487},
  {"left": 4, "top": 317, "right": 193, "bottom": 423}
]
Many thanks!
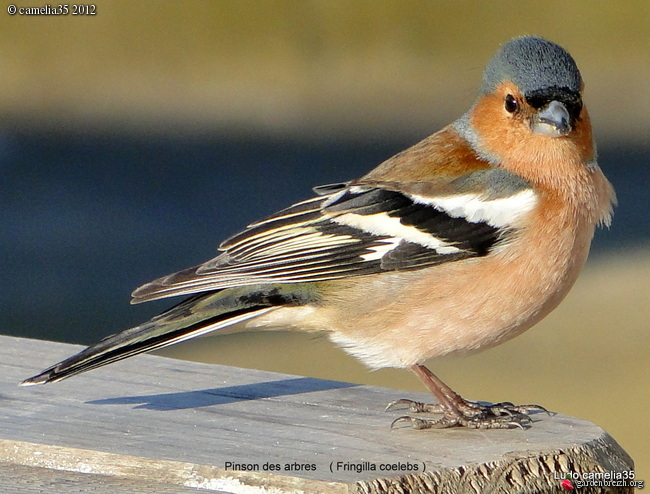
[{"left": 1, "top": 127, "right": 647, "bottom": 344}]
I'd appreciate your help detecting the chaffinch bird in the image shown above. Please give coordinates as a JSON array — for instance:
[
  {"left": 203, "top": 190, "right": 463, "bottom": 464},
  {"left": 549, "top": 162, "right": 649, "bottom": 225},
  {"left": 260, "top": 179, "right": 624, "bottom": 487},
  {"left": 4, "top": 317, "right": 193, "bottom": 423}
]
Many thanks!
[{"left": 23, "top": 36, "right": 615, "bottom": 429}]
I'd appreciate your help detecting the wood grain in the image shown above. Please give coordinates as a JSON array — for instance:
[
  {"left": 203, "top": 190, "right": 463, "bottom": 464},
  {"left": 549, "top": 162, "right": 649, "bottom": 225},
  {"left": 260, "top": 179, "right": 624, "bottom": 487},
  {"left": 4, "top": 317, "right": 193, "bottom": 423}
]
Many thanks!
[{"left": 0, "top": 335, "right": 633, "bottom": 493}]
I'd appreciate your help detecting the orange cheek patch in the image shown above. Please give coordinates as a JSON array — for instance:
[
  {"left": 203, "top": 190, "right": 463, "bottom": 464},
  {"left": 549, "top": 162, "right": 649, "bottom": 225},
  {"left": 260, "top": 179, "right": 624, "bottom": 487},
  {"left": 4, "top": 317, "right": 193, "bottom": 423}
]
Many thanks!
[
  {"left": 469, "top": 93, "right": 530, "bottom": 160},
  {"left": 573, "top": 108, "right": 595, "bottom": 162},
  {"left": 469, "top": 91, "right": 596, "bottom": 180}
]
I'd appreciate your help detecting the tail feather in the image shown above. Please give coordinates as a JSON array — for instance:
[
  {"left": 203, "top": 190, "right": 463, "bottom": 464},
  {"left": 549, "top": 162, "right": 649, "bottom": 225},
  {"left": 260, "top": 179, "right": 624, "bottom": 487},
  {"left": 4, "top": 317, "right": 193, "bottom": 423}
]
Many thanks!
[{"left": 21, "top": 288, "right": 286, "bottom": 385}]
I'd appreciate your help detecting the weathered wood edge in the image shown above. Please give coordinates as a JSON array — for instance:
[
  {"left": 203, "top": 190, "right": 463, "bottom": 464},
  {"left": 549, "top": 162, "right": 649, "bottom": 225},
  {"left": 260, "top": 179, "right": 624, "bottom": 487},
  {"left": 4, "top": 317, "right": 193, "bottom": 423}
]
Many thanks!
[
  {"left": 355, "top": 431, "right": 634, "bottom": 494},
  {"left": 0, "top": 430, "right": 633, "bottom": 494},
  {"left": 0, "top": 438, "right": 351, "bottom": 493}
]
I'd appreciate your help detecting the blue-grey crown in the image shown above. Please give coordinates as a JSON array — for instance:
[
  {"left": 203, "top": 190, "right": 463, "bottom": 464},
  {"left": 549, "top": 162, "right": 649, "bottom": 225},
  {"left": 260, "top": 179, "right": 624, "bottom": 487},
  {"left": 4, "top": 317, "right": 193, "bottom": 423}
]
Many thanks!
[{"left": 481, "top": 37, "right": 582, "bottom": 97}]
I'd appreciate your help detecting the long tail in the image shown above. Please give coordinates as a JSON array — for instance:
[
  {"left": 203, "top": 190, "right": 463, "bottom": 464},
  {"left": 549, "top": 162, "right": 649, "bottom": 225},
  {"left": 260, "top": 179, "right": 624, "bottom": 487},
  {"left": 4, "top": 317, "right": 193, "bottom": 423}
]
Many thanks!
[{"left": 21, "top": 286, "right": 301, "bottom": 385}]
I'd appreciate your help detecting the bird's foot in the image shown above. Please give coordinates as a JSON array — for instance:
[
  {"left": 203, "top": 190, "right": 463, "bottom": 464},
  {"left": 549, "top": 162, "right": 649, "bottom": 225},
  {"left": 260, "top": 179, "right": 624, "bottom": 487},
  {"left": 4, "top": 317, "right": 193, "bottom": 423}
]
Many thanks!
[{"left": 386, "top": 398, "right": 548, "bottom": 430}]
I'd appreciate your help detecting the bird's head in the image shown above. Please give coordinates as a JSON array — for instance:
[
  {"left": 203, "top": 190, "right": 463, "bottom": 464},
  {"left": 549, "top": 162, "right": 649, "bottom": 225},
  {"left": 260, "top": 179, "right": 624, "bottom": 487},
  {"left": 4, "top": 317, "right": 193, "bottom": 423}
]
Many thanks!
[
  {"left": 481, "top": 36, "right": 584, "bottom": 138},
  {"left": 457, "top": 36, "right": 594, "bottom": 171}
]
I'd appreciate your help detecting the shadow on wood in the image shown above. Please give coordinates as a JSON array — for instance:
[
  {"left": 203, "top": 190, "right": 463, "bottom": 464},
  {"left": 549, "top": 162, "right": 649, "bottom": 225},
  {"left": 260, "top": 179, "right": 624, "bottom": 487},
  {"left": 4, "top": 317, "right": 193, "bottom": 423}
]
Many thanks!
[
  {"left": 86, "top": 377, "right": 358, "bottom": 410},
  {"left": 0, "top": 335, "right": 634, "bottom": 493}
]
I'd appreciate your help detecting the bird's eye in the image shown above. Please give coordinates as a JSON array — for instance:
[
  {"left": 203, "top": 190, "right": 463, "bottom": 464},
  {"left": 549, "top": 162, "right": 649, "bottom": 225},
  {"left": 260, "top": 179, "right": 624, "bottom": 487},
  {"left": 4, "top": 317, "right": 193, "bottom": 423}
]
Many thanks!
[{"left": 504, "top": 94, "right": 518, "bottom": 113}]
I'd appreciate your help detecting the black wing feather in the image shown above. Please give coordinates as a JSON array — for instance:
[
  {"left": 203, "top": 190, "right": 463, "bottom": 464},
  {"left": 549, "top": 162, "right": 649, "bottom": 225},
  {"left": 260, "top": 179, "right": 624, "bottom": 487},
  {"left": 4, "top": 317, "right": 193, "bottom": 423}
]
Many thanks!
[{"left": 132, "top": 183, "right": 509, "bottom": 303}]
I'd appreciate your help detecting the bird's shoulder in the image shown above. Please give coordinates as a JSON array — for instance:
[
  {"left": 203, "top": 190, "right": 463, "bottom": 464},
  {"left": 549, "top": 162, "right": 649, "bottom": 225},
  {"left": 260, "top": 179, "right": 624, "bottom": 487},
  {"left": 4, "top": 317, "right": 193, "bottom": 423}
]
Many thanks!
[{"left": 361, "top": 125, "right": 492, "bottom": 184}]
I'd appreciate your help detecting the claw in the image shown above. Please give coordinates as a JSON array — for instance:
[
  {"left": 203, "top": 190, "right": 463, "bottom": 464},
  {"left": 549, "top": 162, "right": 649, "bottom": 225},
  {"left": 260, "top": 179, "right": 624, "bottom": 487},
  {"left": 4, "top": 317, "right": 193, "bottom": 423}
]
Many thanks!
[
  {"left": 386, "top": 397, "right": 548, "bottom": 430},
  {"left": 385, "top": 399, "right": 414, "bottom": 412},
  {"left": 518, "top": 404, "right": 552, "bottom": 416},
  {"left": 386, "top": 399, "right": 445, "bottom": 414},
  {"left": 390, "top": 416, "right": 416, "bottom": 429},
  {"left": 490, "top": 402, "right": 552, "bottom": 416},
  {"left": 511, "top": 421, "right": 526, "bottom": 430},
  {"left": 391, "top": 416, "right": 448, "bottom": 430},
  {"left": 388, "top": 365, "right": 551, "bottom": 430}
]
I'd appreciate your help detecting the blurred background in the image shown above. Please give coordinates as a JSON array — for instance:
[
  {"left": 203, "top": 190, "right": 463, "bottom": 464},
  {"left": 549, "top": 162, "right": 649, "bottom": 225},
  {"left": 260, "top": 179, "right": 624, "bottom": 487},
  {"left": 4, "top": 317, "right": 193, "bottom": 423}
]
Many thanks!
[{"left": 2, "top": 0, "right": 648, "bottom": 479}]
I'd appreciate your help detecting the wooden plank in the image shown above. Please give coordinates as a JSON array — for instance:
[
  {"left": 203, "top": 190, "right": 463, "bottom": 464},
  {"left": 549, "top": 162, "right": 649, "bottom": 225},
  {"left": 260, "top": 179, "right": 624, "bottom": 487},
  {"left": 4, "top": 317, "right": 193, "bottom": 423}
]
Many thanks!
[
  {"left": 0, "top": 460, "right": 211, "bottom": 493},
  {"left": 0, "top": 335, "right": 633, "bottom": 493}
]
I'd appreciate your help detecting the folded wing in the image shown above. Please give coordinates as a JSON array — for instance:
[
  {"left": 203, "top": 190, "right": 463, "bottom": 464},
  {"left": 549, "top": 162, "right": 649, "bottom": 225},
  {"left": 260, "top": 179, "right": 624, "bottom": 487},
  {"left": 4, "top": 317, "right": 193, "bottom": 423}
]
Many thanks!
[{"left": 132, "top": 170, "right": 536, "bottom": 304}]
